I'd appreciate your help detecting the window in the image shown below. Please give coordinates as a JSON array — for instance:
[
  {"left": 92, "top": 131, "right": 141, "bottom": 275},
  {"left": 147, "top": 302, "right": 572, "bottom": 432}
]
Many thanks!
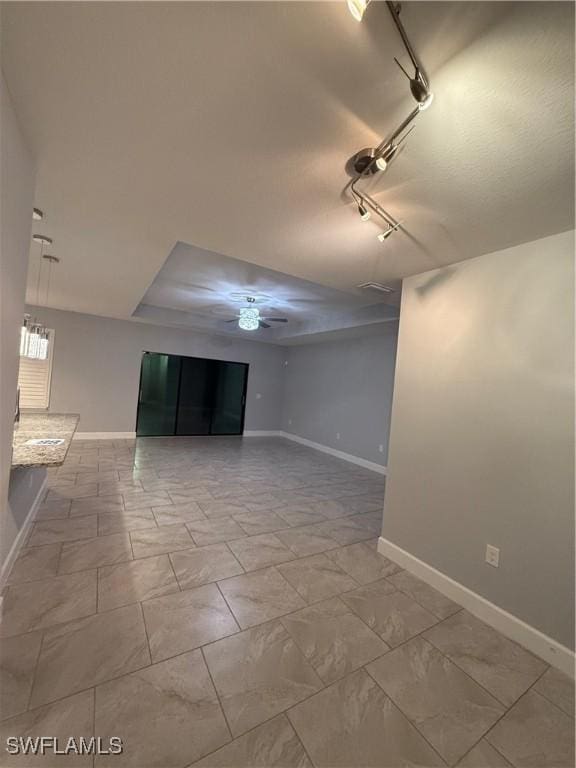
[{"left": 17, "top": 329, "right": 55, "bottom": 410}]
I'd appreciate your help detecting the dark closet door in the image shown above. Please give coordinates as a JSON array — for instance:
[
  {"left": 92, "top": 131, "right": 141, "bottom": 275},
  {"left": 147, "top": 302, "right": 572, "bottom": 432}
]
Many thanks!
[
  {"left": 176, "top": 357, "right": 213, "bottom": 435},
  {"left": 210, "top": 361, "right": 248, "bottom": 435},
  {"left": 136, "top": 353, "right": 181, "bottom": 437}
]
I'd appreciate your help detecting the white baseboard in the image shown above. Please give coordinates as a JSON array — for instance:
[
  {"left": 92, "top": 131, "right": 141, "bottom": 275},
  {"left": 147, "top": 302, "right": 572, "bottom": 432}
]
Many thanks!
[
  {"left": 280, "top": 431, "right": 387, "bottom": 475},
  {"left": 0, "top": 475, "right": 48, "bottom": 595},
  {"left": 74, "top": 432, "right": 136, "bottom": 440},
  {"left": 243, "top": 431, "right": 282, "bottom": 437},
  {"left": 378, "top": 536, "right": 575, "bottom": 678}
]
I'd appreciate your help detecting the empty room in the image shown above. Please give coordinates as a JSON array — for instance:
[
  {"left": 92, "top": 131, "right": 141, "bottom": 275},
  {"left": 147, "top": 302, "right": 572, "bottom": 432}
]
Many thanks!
[{"left": 0, "top": 2, "right": 574, "bottom": 767}]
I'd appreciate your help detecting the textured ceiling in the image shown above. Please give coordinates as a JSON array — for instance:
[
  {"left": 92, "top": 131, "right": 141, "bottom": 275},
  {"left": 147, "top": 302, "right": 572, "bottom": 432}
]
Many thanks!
[{"left": 2, "top": 1, "right": 574, "bottom": 325}]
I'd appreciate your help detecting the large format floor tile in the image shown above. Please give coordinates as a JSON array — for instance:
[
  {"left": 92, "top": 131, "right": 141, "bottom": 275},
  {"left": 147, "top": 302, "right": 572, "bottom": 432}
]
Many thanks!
[
  {"left": 367, "top": 636, "right": 504, "bottom": 765},
  {"left": 227, "top": 533, "right": 295, "bottom": 571},
  {"left": 217, "top": 567, "right": 306, "bottom": 628},
  {"left": 151, "top": 500, "right": 205, "bottom": 525},
  {"left": 276, "top": 525, "right": 340, "bottom": 557},
  {"left": 288, "top": 669, "right": 444, "bottom": 768},
  {"left": 169, "top": 543, "right": 243, "bottom": 589},
  {"left": 534, "top": 665, "right": 575, "bottom": 716},
  {"left": 70, "top": 494, "right": 123, "bottom": 516},
  {"left": 424, "top": 610, "right": 547, "bottom": 706},
  {"left": 58, "top": 532, "right": 132, "bottom": 574},
  {"left": 0, "top": 690, "right": 94, "bottom": 767},
  {"left": 204, "top": 620, "right": 323, "bottom": 736},
  {"left": 487, "top": 689, "right": 575, "bottom": 768},
  {"left": 142, "top": 583, "right": 239, "bottom": 661},
  {"left": 130, "top": 523, "right": 195, "bottom": 558},
  {"left": 198, "top": 500, "right": 250, "bottom": 519},
  {"left": 387, "top": 569, "right": 462, "bottom": 620},
  {"left": 232, "top": 510, "right": 290, "bottom": 536},
  {"left": 30, "top": 603, "right": 151, "bottom": 707},
  {"left": 193, "top": 714, "right": 311, "bottom": 767},
  {"left": 277, "top": 554, "right": 357, "bottom": 604},
  {"left": 281, "top": 597, "right": 389, "bottom": 684},
  {"left": 186, "top": 516, "right": 247, "bottom": 546},
  {"left": 98, "top": 555, "right": 179, "bottom": 611},
  {"left": 325, "top": 541, "right": 400, "bottom": 584},
  {"left": 98, "top": 509, "right": 157, "bottom": 535},
  {"left": 28, "top": 515, "right": 97, "bottom": 547},
  {"left": 95, "top": 650, "right": 230, "bottom": 767},
  {"left": 0, "top": 570, "right": 97, "bottom": 637},
  {"left": 6, "top": 543, "right": 61, "bottom": 585},
  {"left": 457, "top": 740, "right": 513, "bottom": 767},
  {"left": 341, "top": 579, "right": 438, "bottom": 646},
  {"left": 0, "top": 631, "right": 42, "bottom": 720}
]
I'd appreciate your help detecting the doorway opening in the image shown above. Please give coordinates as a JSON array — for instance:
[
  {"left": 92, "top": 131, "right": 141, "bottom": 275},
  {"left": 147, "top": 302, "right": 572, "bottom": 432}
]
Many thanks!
[{"left": 136, "top": 352, "right": 249, "bottom": 437}]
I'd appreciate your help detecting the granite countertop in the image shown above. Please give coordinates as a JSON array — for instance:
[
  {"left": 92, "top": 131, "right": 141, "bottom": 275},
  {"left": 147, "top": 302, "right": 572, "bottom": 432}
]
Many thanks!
[{"left": 12, "top": 413, "right": 80, "bottom": 468}]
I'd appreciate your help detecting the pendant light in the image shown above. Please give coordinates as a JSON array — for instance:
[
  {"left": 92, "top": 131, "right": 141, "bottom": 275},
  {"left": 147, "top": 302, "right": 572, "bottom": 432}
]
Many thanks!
[
  {"left": 21, "top": 228, "right": 56, "bottom": 360},
  {"left": 38, "top": 254, "right": 59, "bottom": 360}
]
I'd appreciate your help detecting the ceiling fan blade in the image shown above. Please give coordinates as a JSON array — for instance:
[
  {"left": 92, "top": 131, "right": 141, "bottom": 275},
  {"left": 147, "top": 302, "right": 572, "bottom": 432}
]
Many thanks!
[
  {"left": 263, "top": 317, "right": 288, "bottom": 322},
  {"left": 259, "top": 321, "right": 271, "bottom": 329}
]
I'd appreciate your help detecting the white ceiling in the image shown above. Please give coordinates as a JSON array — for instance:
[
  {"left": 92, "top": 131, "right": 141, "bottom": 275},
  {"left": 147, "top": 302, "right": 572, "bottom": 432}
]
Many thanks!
[{"left": 2, "top": 2, "right": 574, "bottom": 327}]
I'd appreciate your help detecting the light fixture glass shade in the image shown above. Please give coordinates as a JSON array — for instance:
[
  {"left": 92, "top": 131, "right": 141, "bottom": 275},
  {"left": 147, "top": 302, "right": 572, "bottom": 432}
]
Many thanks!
[
  {"left": 238, "top": 307, "right": 260, "bottom": 331},
  {"left": 347, "top": 0, "right": 369, "bottom": 21}
]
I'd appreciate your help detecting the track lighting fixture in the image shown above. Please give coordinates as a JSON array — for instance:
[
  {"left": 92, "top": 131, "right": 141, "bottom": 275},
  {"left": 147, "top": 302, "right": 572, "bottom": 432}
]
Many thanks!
[
  {"left": 32, "top": 208, "right": 43, "bottom": 221},
  {"left": 347, "top": 0, "right": 370, "bottom": 22},
  {"left": 377, "top": 221, "right": 403, "bottom": 242},
  {"left": 358, "top": 202, "right": 371, "bottom": 221},
  {"left": 347, "top": 1, "right": 433, "bottom": 241}
]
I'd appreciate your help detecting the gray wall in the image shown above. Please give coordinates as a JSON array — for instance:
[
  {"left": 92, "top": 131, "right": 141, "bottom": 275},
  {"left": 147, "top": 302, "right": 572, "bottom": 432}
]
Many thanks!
[
  {"left": 27, "top": 307, "right": 286, "bottom": 433},
  {"left": 0, "top": 74, "right": 36, "bottom": 572},
  {"left": 382, "top": 230, "right": 575, "bottom": 649},
  {"left": 281, "top": 324, "right": 398, "bottom": 466}
]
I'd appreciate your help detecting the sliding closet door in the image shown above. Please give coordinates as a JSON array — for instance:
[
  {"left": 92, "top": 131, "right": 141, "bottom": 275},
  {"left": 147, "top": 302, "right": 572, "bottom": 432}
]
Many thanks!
[
  {"left": 136, "top": 353, "right": 181, "bottom": 436},
  {"left": 175, "top": 357, "right": 213, "bottom": 435},
  {"left": 210, "top": 361, "right": 248, "bottom": 435}
]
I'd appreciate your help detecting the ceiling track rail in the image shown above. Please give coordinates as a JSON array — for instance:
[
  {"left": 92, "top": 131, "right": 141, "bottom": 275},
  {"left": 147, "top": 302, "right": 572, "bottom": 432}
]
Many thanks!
[{"left": 349, "top": 1, "right": 433, "bottom": 239}]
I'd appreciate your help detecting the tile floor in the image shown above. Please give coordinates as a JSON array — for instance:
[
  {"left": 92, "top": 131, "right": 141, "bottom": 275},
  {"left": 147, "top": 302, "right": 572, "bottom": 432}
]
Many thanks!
[{"left": 0, "top": 436, "right": 573, "bottom": 767}]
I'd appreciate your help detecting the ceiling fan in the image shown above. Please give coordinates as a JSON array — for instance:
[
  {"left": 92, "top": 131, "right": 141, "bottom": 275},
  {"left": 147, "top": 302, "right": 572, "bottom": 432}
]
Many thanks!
[{"left": 225, "top": 297, "right": 288, "bottom": 331}]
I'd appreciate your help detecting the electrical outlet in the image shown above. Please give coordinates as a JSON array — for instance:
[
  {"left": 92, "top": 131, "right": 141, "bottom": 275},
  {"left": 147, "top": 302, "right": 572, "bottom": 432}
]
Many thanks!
[
  {"left": 336, "top": 433, "right": 340, "bottom": 440},
  {"left": 378, "top": 444, "right": 384, "bottom": 453},
  {"left": 485, "top": 544, "right": 500, "bottom": 568}
]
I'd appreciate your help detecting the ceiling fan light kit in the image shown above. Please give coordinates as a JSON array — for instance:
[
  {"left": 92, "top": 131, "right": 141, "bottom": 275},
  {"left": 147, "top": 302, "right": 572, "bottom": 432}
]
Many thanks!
[
  {"left": 227, "top": 296, "right": 289, "bottom": 332},
  {"left": 349, "top": 1, "right": 434, "bottom": 243}
]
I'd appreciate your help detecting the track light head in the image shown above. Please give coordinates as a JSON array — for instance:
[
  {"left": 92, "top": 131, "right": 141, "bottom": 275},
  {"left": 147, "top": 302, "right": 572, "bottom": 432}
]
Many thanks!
[
  {"left": 418, "top": 91, "right": 434, "bottom": 111},
  {"left": 32, "top": 208, "right": 43, "bottom": 221},
  {"left": 409, "top": 71, "right": 433, "bottom": 109},
  {"left": 357, "top": 202, "right": 371, "bottom": 221},
  {"left": 32, "top": 234, "right": 53, "bottom": 245},
  {"left": 347, "top": 0, "right": 370, "bottom": 22}
]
